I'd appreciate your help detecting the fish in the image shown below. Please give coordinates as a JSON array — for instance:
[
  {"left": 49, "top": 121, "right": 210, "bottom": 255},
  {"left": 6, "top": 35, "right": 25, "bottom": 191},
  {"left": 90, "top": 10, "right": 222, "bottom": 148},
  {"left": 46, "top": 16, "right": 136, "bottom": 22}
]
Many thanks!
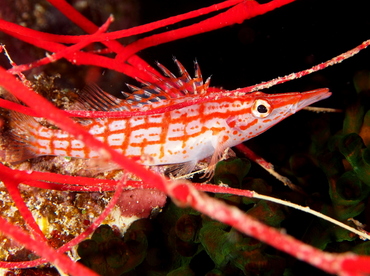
[{"left": 0, "top": 59, "right": 331, "bottom": 175}]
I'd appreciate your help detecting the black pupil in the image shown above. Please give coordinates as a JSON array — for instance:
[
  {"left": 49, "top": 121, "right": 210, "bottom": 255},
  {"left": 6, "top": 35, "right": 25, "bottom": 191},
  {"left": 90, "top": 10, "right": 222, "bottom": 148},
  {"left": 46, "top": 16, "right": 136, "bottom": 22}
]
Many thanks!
[{"left": 257, "top": 104, "right": 268, "bottom": 113}]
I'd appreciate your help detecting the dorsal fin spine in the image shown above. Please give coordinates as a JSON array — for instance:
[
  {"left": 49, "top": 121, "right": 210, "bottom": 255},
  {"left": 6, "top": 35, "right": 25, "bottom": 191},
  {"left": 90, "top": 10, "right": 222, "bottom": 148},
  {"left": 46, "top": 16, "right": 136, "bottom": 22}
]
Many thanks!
[{"left": 82, "top": 59, "right": 211, "bottom": 109}]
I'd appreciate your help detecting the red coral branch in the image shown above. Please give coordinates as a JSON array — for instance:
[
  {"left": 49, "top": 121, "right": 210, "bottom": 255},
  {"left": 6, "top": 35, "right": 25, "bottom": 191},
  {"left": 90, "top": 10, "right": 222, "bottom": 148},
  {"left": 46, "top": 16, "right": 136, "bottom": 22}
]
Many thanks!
[
  {"left": 1, "top": 0, "right": 296, "bottom": 80},
  {"left": 241, "top": 39, "right": 370, "bottom": 92},
  {"left": 0, "top": 21, "right": 155, "bottom": 81},
  {"left": 46, "top": 0, "right": 241, "bottom": 42},
  {"left": 44, "top": 0, "right": 160, "bottom": 77},
  {"left": 0, "top": 163, "right": 135, "bottom": 270},
  {"left": 166, "top": 180, "right": 370, "bottom": 275},
  {"left": 116, "top": 0, "right": 295, "bottom": 62},
  {"left": 5, "top": 15, "right": 114, "bottom": 74},
  {"left": 0, "top": 215, "right": 100, "bottom": 275},
  {"left": 0, "top": 166, "right": 46, "bottom": 242}
]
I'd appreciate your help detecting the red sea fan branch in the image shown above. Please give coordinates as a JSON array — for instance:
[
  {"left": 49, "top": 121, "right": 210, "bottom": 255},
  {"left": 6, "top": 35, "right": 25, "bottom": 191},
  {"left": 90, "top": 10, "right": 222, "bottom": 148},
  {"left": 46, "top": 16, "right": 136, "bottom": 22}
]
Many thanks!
[
  {"left": 1, "top": 0, "right": 296, "bottom": 79},
  {"left": 243, "top": 39, "right": 370, "bottom": 92},
  {"left": 116, "top": 0, "right": 295, "bottom": 62},
  {"left": 46, "top": 0, "right": 241, "bottom": 43},
  {"left": 0, "top": 216, "right": 100, "bottom": 275},
  {"left": 4, "top": 15, "right": 115, "bottom": 74},
  {"left": 44, "top": 0, "right": 158, "bottom": 76},
  {"left": 0, "top": 20, "right": 157, "bottom": 81},
  {"left": 0, "top": 162, "right": 132, "bottom": 270},
  {"left": 167, "top": 180, "right": 370, "bottom": 276}
]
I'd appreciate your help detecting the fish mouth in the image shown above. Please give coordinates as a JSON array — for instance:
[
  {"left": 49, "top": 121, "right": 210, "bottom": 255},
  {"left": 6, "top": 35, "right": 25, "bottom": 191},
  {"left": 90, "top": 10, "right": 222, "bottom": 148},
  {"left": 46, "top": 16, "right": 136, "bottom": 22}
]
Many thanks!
[{"left": 293, "top": 88, "right": 332, "bottom": 113}]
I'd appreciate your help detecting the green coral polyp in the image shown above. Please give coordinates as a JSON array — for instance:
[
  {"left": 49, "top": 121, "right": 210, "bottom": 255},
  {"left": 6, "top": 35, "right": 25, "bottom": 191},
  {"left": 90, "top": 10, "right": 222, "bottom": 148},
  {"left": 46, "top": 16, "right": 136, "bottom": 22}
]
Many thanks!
[{"left": 77, "top": 224, "right": 148, "bottom": 275}]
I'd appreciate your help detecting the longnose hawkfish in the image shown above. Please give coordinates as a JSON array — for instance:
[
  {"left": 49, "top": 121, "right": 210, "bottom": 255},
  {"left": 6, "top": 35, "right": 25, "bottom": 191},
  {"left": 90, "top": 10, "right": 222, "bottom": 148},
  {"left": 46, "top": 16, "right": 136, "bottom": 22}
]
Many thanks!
[{"left": 0, "top": 59, "right": 331, "bottom": 176}]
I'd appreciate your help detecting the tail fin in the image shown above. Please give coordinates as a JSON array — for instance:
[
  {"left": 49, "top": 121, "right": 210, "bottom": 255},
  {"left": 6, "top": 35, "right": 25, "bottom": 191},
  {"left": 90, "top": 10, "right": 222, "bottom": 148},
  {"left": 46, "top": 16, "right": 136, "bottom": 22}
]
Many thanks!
[{"left": 0, "top": 94, "right": 40, "bottom": 163}]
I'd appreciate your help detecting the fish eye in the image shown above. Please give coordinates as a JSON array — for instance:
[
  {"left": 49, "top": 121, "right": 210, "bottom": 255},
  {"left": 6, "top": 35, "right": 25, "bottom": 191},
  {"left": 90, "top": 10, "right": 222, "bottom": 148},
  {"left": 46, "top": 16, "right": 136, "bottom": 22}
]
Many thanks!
[{"left": 252, "top": 99, "right": 271, "bottom": 118}]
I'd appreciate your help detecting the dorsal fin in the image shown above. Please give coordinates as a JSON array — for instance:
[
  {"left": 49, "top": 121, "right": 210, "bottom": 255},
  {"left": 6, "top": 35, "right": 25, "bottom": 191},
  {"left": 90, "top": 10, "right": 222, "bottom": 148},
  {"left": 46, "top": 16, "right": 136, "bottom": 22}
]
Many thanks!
[
  {"left": 76, "top": 59, "right": 211, "bottom": 111},
  {"left": 76, "top": 83, "right": 130, "bottom": 111},
  {"left": 154, "top": 58, "right": 210, "bottom": 96},
  {"left": 127, "top": 58, "right": 211, "bottom": 105}
]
